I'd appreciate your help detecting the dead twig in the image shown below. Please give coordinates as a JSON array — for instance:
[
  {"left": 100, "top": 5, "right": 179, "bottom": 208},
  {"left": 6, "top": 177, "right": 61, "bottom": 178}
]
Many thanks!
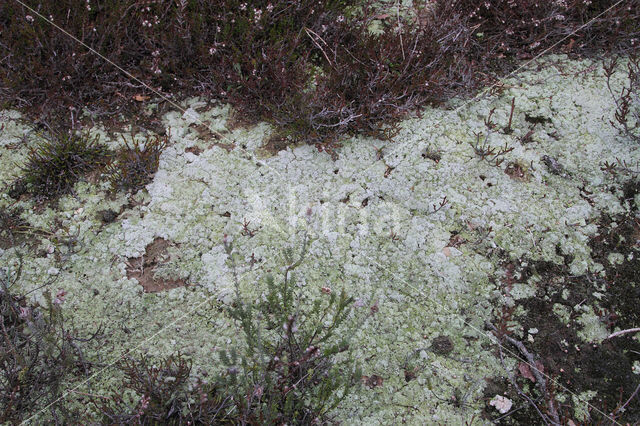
[
  {"left": 467, "top": 132, "right": 514, "bottom": 167},
  {"left": 504, "top": 97, "right": 515, "bottom": 134},
  {"left": 605, "top": 327, "right": 640, "bottom": 340},
  {"left": 495, "top": 342, "right": 552, "bottom": 426},
  {"left": 487, "top": 322, "right": 561, "bottom": 425},
  {"left": 612, "top": 382, "right": 640, "bottom": 418},
  {"left": 304, "top": 27, "right": 333, "bottom": 69}
]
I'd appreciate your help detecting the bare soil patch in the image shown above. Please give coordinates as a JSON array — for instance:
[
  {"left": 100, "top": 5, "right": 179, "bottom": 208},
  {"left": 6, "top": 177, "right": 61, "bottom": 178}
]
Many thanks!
[{"left": 126, "top": 237, "right": 187, "bottom": 293}]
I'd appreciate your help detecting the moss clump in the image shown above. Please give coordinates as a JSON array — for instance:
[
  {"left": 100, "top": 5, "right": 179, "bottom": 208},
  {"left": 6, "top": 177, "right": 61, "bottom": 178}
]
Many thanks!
[
  {"left": 107, "top": 135, "right": 166, "bottom": 193},
  {"left": 18, "top": 131, "right": 111, "bottom": 199}
]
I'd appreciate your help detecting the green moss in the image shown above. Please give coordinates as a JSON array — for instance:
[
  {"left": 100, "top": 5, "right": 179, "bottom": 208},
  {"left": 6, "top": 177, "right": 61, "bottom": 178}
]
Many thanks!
[{"left": 18, "top": 131, "right": 111, "bottom": 199}]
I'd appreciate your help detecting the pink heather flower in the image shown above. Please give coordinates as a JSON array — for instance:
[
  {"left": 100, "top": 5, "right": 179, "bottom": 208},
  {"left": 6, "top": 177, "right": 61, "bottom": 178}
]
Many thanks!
[
  {"left": 54, "top": 289, "right": 67, "bottom": 305},
  {"left": 19, "top": 307, "right": 30, "bottom": 319},
  {"left": 253, "top": 385, "right": 263, "bottom": 399}
]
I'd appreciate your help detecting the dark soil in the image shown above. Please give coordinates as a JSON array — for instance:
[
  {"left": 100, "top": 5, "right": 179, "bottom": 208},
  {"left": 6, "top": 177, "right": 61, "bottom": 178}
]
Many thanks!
[
  {"left": 126, "top": 238, "right": 187, "bottom": 293},
  {"left": 0, "top": 207, "right": 29, "bottom": 250},
  {"left": 483, "top": 177, "right": 640, "bottom": 424}
]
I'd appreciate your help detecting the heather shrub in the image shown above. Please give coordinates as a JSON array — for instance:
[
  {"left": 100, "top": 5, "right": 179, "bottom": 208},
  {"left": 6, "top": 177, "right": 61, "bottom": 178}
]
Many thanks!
[
  {"left": 0, "top": 0, "right": 358, "bottom": 123},
  {"left": 280, "top": 1, "right": 476, "bottom": 144},
  {"left": 204, "top": 0, "right": 360, "bottom": 115},
  {"left": 2, "top": 0, "right": 639, "bottom": 149},
  {"left": 605, "top": 54, "right": 640, "bottom": 143},
  {"left": 95, "top": 234, "right": 365, "bottom": 424},
  {"left": 94, "top": 353, "right": 236, "bottom": 424},
  {"left": 219, "top": 234, "right": 364, "bottom": 423},
  {"left": 0, "top": 263, "right": 85, "bottom": 424},
  {"left": 459, "top": 0, "right": 640, "bottom": 67}
]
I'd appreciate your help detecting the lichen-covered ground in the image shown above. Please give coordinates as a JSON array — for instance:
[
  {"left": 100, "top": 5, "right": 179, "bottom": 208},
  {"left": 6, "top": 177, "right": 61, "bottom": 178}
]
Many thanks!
[{"left": 1, "top": 54, "right": 639, "bottom": 424}]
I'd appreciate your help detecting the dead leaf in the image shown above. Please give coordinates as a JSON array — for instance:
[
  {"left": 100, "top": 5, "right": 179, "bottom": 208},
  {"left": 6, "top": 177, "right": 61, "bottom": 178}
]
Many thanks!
[
  {"left": 185, "top": 146, "right": 203, "bottom": 156},
  {"left": 362, "top": 374, "right": 384, "bottom": 389},
  {"left": 563, "top": 39, "right": 576, "bottom": 53},
  {"left": 518, "top": 361, "right": 544, "bottom": 383},
  {"left": 404, "top": 367, "right": 418, "bottom": 382},
  {"left": 370, "top": 302, "right": 379, "bottom": 314},
  {"left": 518, "top": 362, "right": 536, "bottom": 383},
  {"left": 133, "top": 94, "right": 150, "bottom": 102}
]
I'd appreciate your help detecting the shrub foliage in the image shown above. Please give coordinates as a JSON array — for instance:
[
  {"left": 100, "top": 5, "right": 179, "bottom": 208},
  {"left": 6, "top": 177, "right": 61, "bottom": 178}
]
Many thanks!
[
  {"left": 220, "top": 235, "right": 362, "bottom": 423},
  {"left": 605, "top": 54, "right": 640, "bottom": 143},
  {"left": 94, "top": 353, "right": 237, "bottom": 424},
  {"left": 2, "top": 0, "right": 639, "bottom": 148},
  {"left": 0, "top": 263, "right": 85, "bottom": 424}
]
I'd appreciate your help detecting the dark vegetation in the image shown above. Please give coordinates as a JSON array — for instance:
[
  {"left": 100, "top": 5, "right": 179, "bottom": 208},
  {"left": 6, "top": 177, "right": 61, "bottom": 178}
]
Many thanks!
[
  {"left": 0, "top": 260, "right": 90, "bottom": 424},
  {"left": 1, "top": 236, "right": 365, "bottom": 423},
  {"left": 3, "top": 1, "right": 639, "bottom": 202},
  {"left": 0, "top": 207, "right": 28, "bottom": 249},
  {"left": 94, "top": 353, "right": 238, "bottom": 424},
  {"left": 4, "top": 130, "right": 166, "bottom": 203},
  {"left": 484, "top": 179, "right": 640, "bottom": 424},
  {"left": 1, "top": 0, "right": 639, "bottom": 150},
  {"left": 17, "top": 131, "right": 111, "bottom": 199},
  {"left": 107, "top": 135, "right": 166, "bottom": 193},
  {"left": 605, "top": 54, "right": 640, "bottom": 143}
]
